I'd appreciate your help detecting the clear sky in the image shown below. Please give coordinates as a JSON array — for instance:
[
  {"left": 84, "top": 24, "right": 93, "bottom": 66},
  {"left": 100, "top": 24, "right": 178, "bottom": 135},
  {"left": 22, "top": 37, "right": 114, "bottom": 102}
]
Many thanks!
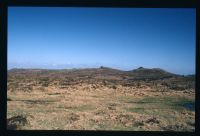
[{"left": 8, "top": 7, "right": 196, "bottom": 75}]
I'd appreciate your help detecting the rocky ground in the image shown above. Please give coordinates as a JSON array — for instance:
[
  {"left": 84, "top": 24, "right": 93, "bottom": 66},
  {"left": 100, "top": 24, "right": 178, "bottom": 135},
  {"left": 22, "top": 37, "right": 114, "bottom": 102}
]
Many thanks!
[{"left": 7, "top": 67, "right": 195, "bottom": 131}]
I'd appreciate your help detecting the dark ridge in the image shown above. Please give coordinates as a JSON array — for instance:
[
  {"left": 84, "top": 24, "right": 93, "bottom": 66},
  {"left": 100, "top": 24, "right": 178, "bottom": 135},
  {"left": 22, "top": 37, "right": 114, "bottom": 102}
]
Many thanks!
[
  {"left": 8, "top": 66, "right": 180, "bottom": 81},
  {"left": 129, "top": 67, "right": 178, "bottom": 80},
  {"left": 137, "top": 67, "right": 144, "bottom": 69},
  {"left": 99, "top": 66, "right": 122, "bottom": 71},
  {"left": 8, "top": 67, "right": 178, "bottom": 75}
]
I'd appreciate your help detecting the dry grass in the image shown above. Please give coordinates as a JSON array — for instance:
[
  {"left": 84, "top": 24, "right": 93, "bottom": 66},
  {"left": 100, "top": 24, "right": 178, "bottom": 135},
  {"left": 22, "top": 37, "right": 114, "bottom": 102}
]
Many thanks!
[{"left": 7, "top": 69, "right": 195, "bottom": 131}]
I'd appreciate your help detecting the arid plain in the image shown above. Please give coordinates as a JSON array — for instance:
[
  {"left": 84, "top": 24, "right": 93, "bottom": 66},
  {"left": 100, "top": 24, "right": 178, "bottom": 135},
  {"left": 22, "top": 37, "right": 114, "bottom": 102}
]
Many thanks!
[{"left": 7, "top": 67, "right": 195, "bottom": 131}]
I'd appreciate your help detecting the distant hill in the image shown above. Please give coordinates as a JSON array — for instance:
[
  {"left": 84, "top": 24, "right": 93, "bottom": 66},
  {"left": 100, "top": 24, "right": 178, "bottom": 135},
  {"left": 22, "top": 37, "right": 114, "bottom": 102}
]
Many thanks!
[
  {"left": 8, "top": 66, "right": 180, "bottom": 81},
  {"left": 128, "top": 67, "right": 178, "bottom": 80}
]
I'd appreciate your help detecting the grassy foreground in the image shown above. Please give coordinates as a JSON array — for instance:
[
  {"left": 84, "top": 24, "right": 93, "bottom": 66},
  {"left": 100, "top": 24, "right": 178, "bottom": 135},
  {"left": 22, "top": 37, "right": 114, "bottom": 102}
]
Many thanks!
[{"left": 7, "top": 68, "right": 195, "bottom": 131}]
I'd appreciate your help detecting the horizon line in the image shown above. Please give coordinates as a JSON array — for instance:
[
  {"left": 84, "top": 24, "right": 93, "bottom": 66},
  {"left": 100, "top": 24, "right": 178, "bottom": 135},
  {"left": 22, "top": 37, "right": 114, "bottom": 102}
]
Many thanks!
[{"left": 7, "top": 66, "right": 195, "bottom": 76}]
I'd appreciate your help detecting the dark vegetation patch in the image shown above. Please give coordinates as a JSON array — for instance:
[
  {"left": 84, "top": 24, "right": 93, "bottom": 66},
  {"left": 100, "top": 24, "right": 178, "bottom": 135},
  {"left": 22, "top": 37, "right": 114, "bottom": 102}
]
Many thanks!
[
  {"left": 127, "top": 96, "right": 194, "bottom": 114},
  {"left": 7, "top": 97, "right": 12, "bottom": 101},
  {"left": 16, "top": 99, "right": 58, "bottom": 105},
  {"left": 134, "top": 121, "right": 145, "bottom": 127},
  {"left": 37, "top": 78, "right": 50, "bottom": 87},
  {"left": 161, "top": 77, "right": 195, "bottom": 90},
  {"left": 183, "top": 102, "right": 195, "bottom": 111},
  {"left": 186, "top": 121, "right": 195, "bottom": 127},
  {"left": 67, "top": 113, "right": 80, "bottom": 123},
  {"left": 145, "top": 117, "right": 160, "bottom": 124},
  {"left": 48, "top": 93, "right": 61, "bottom": 95},
  {"left": 115, "top": 114, "right": 135, "bottom": 125},
  {"left": 7, "top": 115, "right": 28, "bottom": 130},
  {"left": 162, "top": 124, "right": 194, "bottom": 132}
]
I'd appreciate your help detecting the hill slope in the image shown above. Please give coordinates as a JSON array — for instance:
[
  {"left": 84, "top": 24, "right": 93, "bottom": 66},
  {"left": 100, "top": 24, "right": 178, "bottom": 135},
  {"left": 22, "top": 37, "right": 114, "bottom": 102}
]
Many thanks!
[{"left": 8, "top": 67, "right": 179, "bottom": 80}]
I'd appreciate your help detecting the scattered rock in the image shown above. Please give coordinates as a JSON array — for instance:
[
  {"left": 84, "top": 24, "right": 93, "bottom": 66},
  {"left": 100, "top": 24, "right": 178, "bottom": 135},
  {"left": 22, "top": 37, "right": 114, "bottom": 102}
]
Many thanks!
[
  {"left": 115, "top": 114, "right": 135, "bottom": 125},
  {"left": 67, "top": 113, "right": 80, "bottom": 123},
  {"left": 112, "top": 85, "right": 117, "bottom": 89},
  {"left": 146, "top": 117, "right": 160, "bottom": 124},
  {"left": 95, "top": 110, "right": 106, "bottom": 115},
  {"left": 7, "top": 97, "right": 12, "bottom": 101},
  {"left": 108, "top": 106, "right": 116, "bottom": 110},
  {"left": 134, "top": 121, "right": 144, "bottom": 127}
]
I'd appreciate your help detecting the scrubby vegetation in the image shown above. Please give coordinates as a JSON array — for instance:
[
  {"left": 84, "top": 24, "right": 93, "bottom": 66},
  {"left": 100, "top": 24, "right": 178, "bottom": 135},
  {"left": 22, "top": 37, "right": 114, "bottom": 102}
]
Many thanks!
[{"left": 7, "top": 67, "right": 195, "bottom": 131}]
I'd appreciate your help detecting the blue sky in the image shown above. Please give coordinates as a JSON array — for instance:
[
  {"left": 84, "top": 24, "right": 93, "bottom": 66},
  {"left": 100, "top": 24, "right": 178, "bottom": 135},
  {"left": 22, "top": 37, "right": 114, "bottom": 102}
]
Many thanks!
[{"left": 8, "top": 7, "right": 196, "bottom": 75}]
